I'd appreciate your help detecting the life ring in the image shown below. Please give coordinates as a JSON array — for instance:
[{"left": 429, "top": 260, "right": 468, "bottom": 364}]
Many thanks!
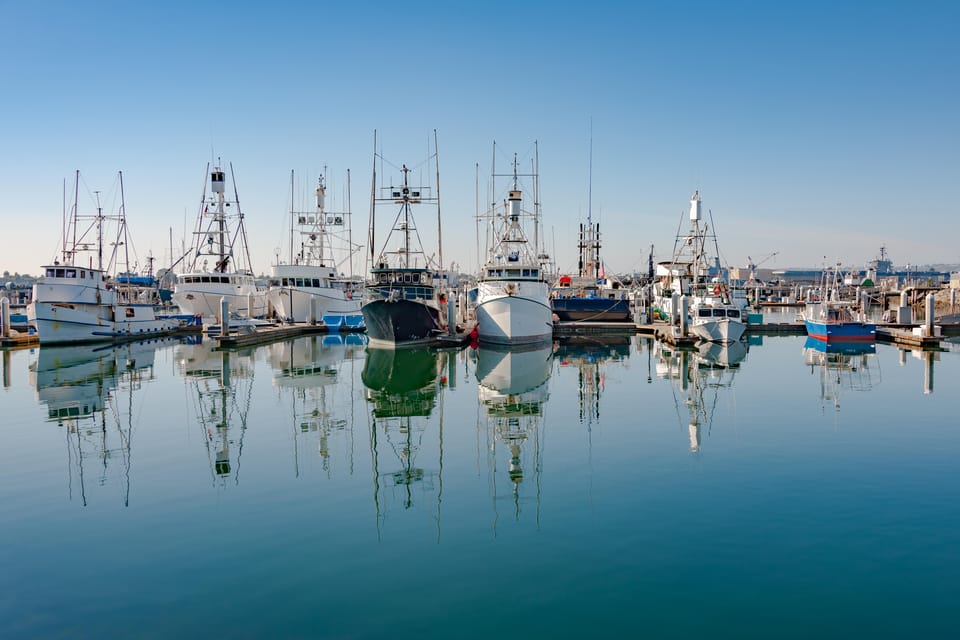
[{"left": 712, "top": 284, "right": 722, "bottom": 295}]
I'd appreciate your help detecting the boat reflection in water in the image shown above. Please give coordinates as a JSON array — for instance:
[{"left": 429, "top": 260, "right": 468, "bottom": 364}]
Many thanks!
[
  {"left": 657, "top": 339, "right": 748, "bottom": 453},
  {"left": 176, "top": 339, "right": 255, "bottom": 488},
  {"left": 555, "top": 336, "right": 630, "bottom": 428},
  {"left": 474, "top": 343, "right": 553, "bottom": 524},
  {"left": 803, "top": 337, "right": 880, "bottom": 411},
  {"left": 30, "top": 338, "right": 173, "bottom": 506},
  {"left": 268, "top": 334, "right": 366, "bottom": 476},
  {"left": 362, "top": 347, "right": 452, "bottom": 538}
]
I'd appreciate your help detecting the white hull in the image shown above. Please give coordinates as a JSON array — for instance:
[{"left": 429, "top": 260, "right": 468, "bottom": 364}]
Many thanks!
[
  {"left": 267, "top": 286, "right": 361, "bottom": 323},
  {"left": 690, "top": 317, "right": 746, "bottom": 344},
  {"left": 476, "top": 280, "right": 553, "bottom": 345},
  {"left": 172, "top": 281, "right": 267, "bottom": 321},
  {"left": 31, "top": 301, "right": 179, "bottom": 344}
]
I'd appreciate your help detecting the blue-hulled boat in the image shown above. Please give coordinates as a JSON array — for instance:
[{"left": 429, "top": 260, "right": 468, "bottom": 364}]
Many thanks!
[{"left": 802, "top": 301, "right": 876, "bottom": 342}]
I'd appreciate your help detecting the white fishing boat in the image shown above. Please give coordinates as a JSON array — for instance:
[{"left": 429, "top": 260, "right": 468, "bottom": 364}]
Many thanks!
[
  {"left": 267, "top": 171, "right": 363, "bottom": 328},
  {"left": 172, "top": 163, "right": 267, "bottom": 322},
  {"left": 654, "top": 191, "right": 746, "bottom": 344},
  {"left": 475, "top": 144, "right": 553, "bottom": 345},
  {"left": 30, "top": 171, "right": 182, "bottom": 344}
]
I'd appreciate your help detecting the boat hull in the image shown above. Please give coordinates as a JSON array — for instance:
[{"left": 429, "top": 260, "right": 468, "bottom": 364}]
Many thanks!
[
  {"left": 690, "top": 318, "right": 746, "bottom": 344},
  {"left": 267, "top": 286, "right": 362, "bottom": 324},
  {"left": 31, "top": 301, "right": 180, "bottom": 344},
  {"left": 804, "top": 319, "right": 877, "bottom": 342},
  {"left": 476, "top": 282, "right": 553, "bottom": 346},
  {"left": 361, "top": 299, "right": 442, "bottom": 347},
  {"left": 172, "top": 284, "right": 267, "bottom": 321},
  {"left": 551, "top": 297, "right": 632, "bottom": 322}
]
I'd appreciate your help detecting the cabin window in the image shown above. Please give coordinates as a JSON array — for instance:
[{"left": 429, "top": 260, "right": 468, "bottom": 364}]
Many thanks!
[
  {"left": 309, "top": 279, "right": 318, "bottom": 287},
  {"left": 80, "top": 270, "right": 86, "bottom": 279},
  {"left": 412, "top": 273, "right": 420, "bottom": 283},
  {"left": 488, "top": 269, "right": 496, "bottom": 277},
  {"left": 698, "top": 309, "right": 712, "bottom": 318},
  {"left": 125, "top": 308, "right": 135, "bottom": 318},
  {"left": 522, "top": 269, "right": 530, "bottom": 277},
  {"left": 201, "top": 276, "right": 211, "bottom": 283},
  {"left": 65, "top": 269, "right": 76, "bottom": 278},
  {"left": 727, "top": 309, "right": 740, "bottom": 318},
  {"left": 56, "top": 269, "right": 65, "bottom": 278},
  {"left": 404, "top": 273, "right": 412, "bottom": 283},
  {"left": 713, "top": 309, "right": 726, "bottom": 317},
  {"left": 46, "top": 268, "right": 54, "bottom": 277}
]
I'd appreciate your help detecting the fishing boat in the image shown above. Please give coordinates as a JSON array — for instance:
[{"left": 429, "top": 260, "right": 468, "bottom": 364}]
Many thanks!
[
  {"left": 654, "top": 191, "right": 746, "bottom": 344},
  {"left": 550, "top": 135, "right": 632, "bottom": 324},
  {"left": 474, "top": 144, "right": 553, "bottom": 345},
  {"left": 172, "top": 163, "right": 267, "bottom": 323},
  {"left": 802, "top": 265, "right": 876, "bottom": 342},
  {"left": 550, "top": 222, "right": 632, "bottom": 323},
  {"left": 361, "top": 132, "right": 449, "bottom": 347},
  {"left": 29, "top": 171, "right": 182, "bottom": 344},
  {"left": 267, "top": 171, "right": 363, "bottom": 328}
]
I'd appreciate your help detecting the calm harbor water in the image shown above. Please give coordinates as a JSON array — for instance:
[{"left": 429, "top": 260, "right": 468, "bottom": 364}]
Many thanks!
[{"left": 1, "top": 331, "right": 958, "bottom": 638}]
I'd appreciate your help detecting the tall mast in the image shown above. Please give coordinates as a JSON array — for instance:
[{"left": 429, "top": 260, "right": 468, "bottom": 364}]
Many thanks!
[
  {"left": 434, "top": 129, "right": 443, "bottom": 275},
  {"left": 94, "top": 189, "right": 103, "bottom": 272},
  {"left": 533, "top": 141, "right": 540, "bottom": 268},
  {"left": 402, "top": 165, "right": 411, "bottom": 269},
  {"left": 347, "top": 169, "right": 353, "bottom": 279},
  {"left": 368, "top": 130, "right": 377, "bottom": 270},
  {"left": 119, "top": 170, "right": 129, "bottom": 275},
  {"left": 289, "top": 170, "right": 295, "bottom": 263}
]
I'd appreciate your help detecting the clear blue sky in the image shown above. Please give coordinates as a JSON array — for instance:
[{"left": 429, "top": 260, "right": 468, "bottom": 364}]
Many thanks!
[{"left": 2, "top": 0, "right": 957, "bottom": 278}]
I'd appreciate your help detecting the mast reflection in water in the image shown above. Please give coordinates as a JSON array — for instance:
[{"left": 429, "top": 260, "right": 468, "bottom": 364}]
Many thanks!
[
  {"left": 657, "top": 339, "right": 748, "bottom": 453},
  {"left": 268, "top": 334, "right": 366, "bottom": 477},
  {"left": 176, "top": 340, "right": 256, "bottom": 488},
  {"left": 362, "top": 347, "right": 453, "bottom": 540},
  {"left": 30, "top": 338, "right": 173, "bottom": 506},
  {"left": 474, "top": 343, "right": 553, "bottom": 526}
]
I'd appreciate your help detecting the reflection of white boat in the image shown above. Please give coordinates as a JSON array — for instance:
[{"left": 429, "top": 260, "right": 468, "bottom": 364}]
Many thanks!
[
  {"left": 657, "top": 340, "right": 745, "bottom": 453},
  {"left": 696, "top": 340, "right": 747, "bottom": 368},
  {"left": 475, "top": 344, "right": 553, "bottom": 519},
  {"left": 268, "top": 335, "right": 365, "bottom": 475},
  {"left": 176, "top": 340, "right": 255, "bottom": 484},
  {"left": 30, "top": 338, "right": 171, "bottom": 505}
]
